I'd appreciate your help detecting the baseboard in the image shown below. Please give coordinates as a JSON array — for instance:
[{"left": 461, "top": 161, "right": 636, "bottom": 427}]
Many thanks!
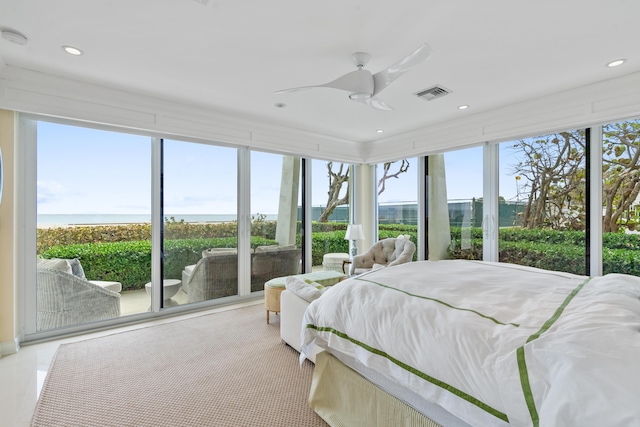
[{"left": 0, "top": 338, "right": 20, "bottom": 357}]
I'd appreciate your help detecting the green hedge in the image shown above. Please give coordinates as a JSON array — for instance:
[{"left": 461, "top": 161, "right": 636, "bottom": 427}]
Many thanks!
[
  {"left": 39, "top": 222, "right": 640, "bottom": 291},
  {"left": 449, "top": 235, "right": 640, "bottom": 277}
]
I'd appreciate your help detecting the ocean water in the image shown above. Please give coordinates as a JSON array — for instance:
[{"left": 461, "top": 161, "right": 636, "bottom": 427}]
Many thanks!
[{"left": 37, "top": 214, "right": 277, "bottom": 226}]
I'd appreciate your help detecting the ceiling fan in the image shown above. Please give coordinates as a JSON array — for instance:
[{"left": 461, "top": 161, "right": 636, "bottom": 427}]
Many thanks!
[{"left": 275, "top": 43, "right": 433, "bottom": 111}]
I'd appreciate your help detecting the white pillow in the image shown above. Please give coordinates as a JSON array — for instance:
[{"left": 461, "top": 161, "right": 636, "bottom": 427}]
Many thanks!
[
  {"left": 372, "top": 263, "right": 386, "bottom": 270},
  {"left": 37, "top": 258, "right": 72, "bottom": 274},
  {"left": 285, "top": 276, "right": 322, "bottom": 302}
]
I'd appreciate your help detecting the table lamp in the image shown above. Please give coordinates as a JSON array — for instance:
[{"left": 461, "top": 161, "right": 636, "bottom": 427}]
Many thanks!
[{"left": 344, "top": 224, "right": 364, "bottom": 257}]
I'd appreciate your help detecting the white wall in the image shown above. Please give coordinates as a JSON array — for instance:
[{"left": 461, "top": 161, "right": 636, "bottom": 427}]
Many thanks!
[{"left": 1, "top": 66, "right": 639, "bottom": 164}]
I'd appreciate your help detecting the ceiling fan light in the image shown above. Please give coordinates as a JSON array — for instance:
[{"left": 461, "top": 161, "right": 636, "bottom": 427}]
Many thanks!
[{"left": 349, "top": 93, "right": 371, "bottom": 102}]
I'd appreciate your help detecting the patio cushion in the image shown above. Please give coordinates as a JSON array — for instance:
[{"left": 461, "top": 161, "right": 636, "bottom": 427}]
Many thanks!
[
  {"left": 68, "top": 258, "right": 86, "bottom": 279},
  {"left": 37, "top": 258, "right": 72, "bottom": 275},
  {"left": 202, "top": 248, "right": 237, "bottom": 258}
]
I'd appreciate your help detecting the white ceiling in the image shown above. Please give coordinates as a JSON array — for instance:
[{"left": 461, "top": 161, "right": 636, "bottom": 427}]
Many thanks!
[{"left": 0, "top": 0, "right": 638, "bottom": 143}]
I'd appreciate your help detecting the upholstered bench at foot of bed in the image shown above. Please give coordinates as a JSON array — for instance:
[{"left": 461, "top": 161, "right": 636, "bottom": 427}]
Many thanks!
[
  {"left": 264, "top": 270, "right": 346, "bottom": 324},
  {"left": 280, "top": 289, "right": 324, "bottom": 363}
]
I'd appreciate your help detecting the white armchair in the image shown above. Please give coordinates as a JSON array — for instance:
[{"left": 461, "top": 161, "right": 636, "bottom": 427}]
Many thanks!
[{"left": 350, "top": 237, "right": 416, "bottom": 275}]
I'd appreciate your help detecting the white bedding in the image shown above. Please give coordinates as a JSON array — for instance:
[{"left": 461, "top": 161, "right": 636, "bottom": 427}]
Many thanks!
[{"left": 301, "top": 260, "right": 640, "bottom": 427}]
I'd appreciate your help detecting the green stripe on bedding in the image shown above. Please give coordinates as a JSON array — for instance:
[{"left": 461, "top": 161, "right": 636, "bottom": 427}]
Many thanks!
[
  {"left": 306, "top": 324, "right": 509, "bottom": 423},
  {"left": 517, "top": 277, "right": 591, "bottom": 427},
  {"left": 356, "top": 277, "right": 520, "bottom": 327}
]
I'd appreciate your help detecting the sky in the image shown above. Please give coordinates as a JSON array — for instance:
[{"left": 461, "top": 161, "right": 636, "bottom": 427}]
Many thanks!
[{"left": 36, "top": 121, "right": 525, "bottom": 216}]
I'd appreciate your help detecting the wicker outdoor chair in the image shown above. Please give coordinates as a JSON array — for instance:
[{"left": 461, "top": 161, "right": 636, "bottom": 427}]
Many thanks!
[
  {"left": 36, "top": 268, "right": 121, "bottom": 330},
  {"left": 183, "top": 252, "right": 240, "bottom": 303},
  {"left": 182, "top": 245, "right": 302, "bottom": 303}
]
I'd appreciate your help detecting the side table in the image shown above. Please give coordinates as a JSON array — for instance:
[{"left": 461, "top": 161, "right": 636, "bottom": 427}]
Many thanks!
[
  {"left": 145, "top": 279, "right": 181, "bottom": 301},
  {"left": 342, "top": 260, "right": 352, "bottom": 274}
]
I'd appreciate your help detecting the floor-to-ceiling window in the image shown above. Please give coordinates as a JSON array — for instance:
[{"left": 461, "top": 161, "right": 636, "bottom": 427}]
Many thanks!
[
  {"left": 162, "top": 139, "right": 239, "bottom": 305},
  {"left": 498, "top": 129, "right": 587, "bottom": 275},
  {"left": 441, "top": 147, "right": 484, "bottom": 260},
  {"left": 250, "top": 152, "right": 302, "bottom": 284},
  {"left": 26, "top": 119, "right": 310, "bottom": 338},
  {"left": 602, "top": 119, "right": 640, "bottom": 277},
  {"left": 377, "top": 158, "right": 418, "bottom": 246},
  {"left": 311, "top": 159, "right": 350, "bottom": 271},
  {"left": 36, "top": 122, "right": 152, "bottom": 330}
]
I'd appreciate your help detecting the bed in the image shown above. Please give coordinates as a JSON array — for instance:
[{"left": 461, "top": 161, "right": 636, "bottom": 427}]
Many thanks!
[{"left": 300, "top": 260, "right": 640, "bottom": 427}]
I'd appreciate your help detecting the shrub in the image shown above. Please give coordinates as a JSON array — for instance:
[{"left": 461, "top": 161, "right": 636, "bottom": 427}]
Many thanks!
[{"left": 39, "top": 221, "right": 640, "bottom": 289}]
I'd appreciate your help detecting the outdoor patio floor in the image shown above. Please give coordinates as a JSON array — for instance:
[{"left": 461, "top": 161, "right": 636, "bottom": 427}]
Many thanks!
[
  {"left": 118, "top": 264, "right": 330, "bottom": 316},
  {"left": 119, "top": 288, "right": 190, "bottom": 316}
]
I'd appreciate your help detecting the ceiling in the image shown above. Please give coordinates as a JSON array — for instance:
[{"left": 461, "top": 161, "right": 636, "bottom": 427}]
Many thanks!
[{"left": 0, "top": 0, "right": 638, "bottom": 143}]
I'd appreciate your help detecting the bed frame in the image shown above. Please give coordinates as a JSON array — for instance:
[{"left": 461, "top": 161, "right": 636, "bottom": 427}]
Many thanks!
[{"left": 281, "top": 289, "right": 469, "bottom": 426}]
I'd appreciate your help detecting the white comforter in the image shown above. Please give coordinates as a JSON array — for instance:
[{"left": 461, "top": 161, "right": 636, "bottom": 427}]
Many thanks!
[{"left": 301, "top": 260, "right": 640, "bottom": 427}]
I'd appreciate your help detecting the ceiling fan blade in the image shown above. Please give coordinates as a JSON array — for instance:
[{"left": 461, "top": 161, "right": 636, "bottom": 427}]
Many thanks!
[
  {"left": 372, "top": 43, "right": 434, "bottom": 96},
  {"left": 275, "top": 69, "right": 374, "bottom": 95},
  {"left": 274, "top": 86, "right": 316, "bottom": 94},
  {"left": 365, "top": 96, "right": 393, "bottom": 111},
  {"left": 353, "top": 96, "right": 393, "bottom": 111},
  {"left": 321, "top": 68, "right": 374, "bottom": 93}
]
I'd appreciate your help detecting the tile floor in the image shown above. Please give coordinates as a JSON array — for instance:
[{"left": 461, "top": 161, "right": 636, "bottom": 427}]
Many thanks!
[{"left": 0, "top": 299, "right": 263, "bottom": 427}]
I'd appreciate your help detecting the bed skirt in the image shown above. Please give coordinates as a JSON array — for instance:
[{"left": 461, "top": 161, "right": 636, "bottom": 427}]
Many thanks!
[{"left": 309, "top": 351, "right": 442, "bottom": 427}]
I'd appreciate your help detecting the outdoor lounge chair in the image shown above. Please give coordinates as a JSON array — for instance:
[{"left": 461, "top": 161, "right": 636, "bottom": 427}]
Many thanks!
[
  {"left": 36, "top": 268, "right": 121, "bottom": 330},
  {"left": 182, "top": 245, "right": 301, "bottom": 303}
]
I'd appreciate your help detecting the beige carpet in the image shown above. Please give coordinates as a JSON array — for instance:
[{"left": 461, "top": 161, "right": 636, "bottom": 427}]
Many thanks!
[{"left": 32, "top": 304, "right": 328, "bottom": 427}]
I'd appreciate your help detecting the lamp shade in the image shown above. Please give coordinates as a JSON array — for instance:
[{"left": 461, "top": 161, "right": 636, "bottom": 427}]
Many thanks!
[{"left": 344, "top": 224, "right": 364, "bottom": 241}]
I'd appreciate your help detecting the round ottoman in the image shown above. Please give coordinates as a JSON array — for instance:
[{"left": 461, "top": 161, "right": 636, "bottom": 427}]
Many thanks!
[{"left": 322, "top": 253, "right": 350, "bottom": 272}]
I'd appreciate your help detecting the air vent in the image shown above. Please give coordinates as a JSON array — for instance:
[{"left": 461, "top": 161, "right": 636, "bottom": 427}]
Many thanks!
[{"left": 414, "top": 85, "right": 452, "bottom": 101}]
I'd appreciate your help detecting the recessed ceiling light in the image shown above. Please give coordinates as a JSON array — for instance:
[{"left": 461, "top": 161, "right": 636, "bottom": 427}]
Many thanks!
[
  {"left": 62, "top": 45, "right": 83, "bottom": 56},
  {"left": 376, "top": 129, "right": 384, "bottom": 133},
  {"left": 458, "top": 105, "right": 469, "bottom": 110},
  {"left": 1, "top": 29, "right": 28, "bottom": 45},
  {"left": 606, "top": 59, "right": 626, "bottom": 68}
]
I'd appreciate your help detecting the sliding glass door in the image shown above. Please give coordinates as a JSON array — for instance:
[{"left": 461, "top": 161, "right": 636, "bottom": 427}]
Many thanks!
[
  {"left": 602, "top": 119, "right": 640, "bottom": 276},
  {"left": 35, "top": 122, "right": 152, "bottom": 331},
  {"left": 377, "top": 158, "right": 418, "bottom": 249},
  {"left": 311, "top": 159, "right": 350, "bottom": 271},
  {"left": 498, "top": 130, "right": 587, "bottom": 275},
  {"left": 162, "top": 139, "right": 238, "bottom": 305},
  {"left": 250, "top": 152, "right": 302, "bottom": 287}
]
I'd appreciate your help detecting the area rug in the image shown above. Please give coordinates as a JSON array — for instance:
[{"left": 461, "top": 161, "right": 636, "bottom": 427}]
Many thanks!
[{"left": 31, "top": 304, "right": 327, "bottom": 426}]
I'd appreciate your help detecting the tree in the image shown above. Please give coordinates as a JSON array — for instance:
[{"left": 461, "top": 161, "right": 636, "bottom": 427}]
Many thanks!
[
  {"left": 317, "top": 162, "right": 350, "bottom": 222},
  {"left": 317, "top": 160, "right": 410, "bottom": 222},
  {"left": 602, "top": 120, "right": 640, "bottom": 232},
  {"left": 510, "top": 120, "right": 640, "bottom": 232},
  {"left": 510, "top": 131, "right": 586, "bottom": 230}
]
